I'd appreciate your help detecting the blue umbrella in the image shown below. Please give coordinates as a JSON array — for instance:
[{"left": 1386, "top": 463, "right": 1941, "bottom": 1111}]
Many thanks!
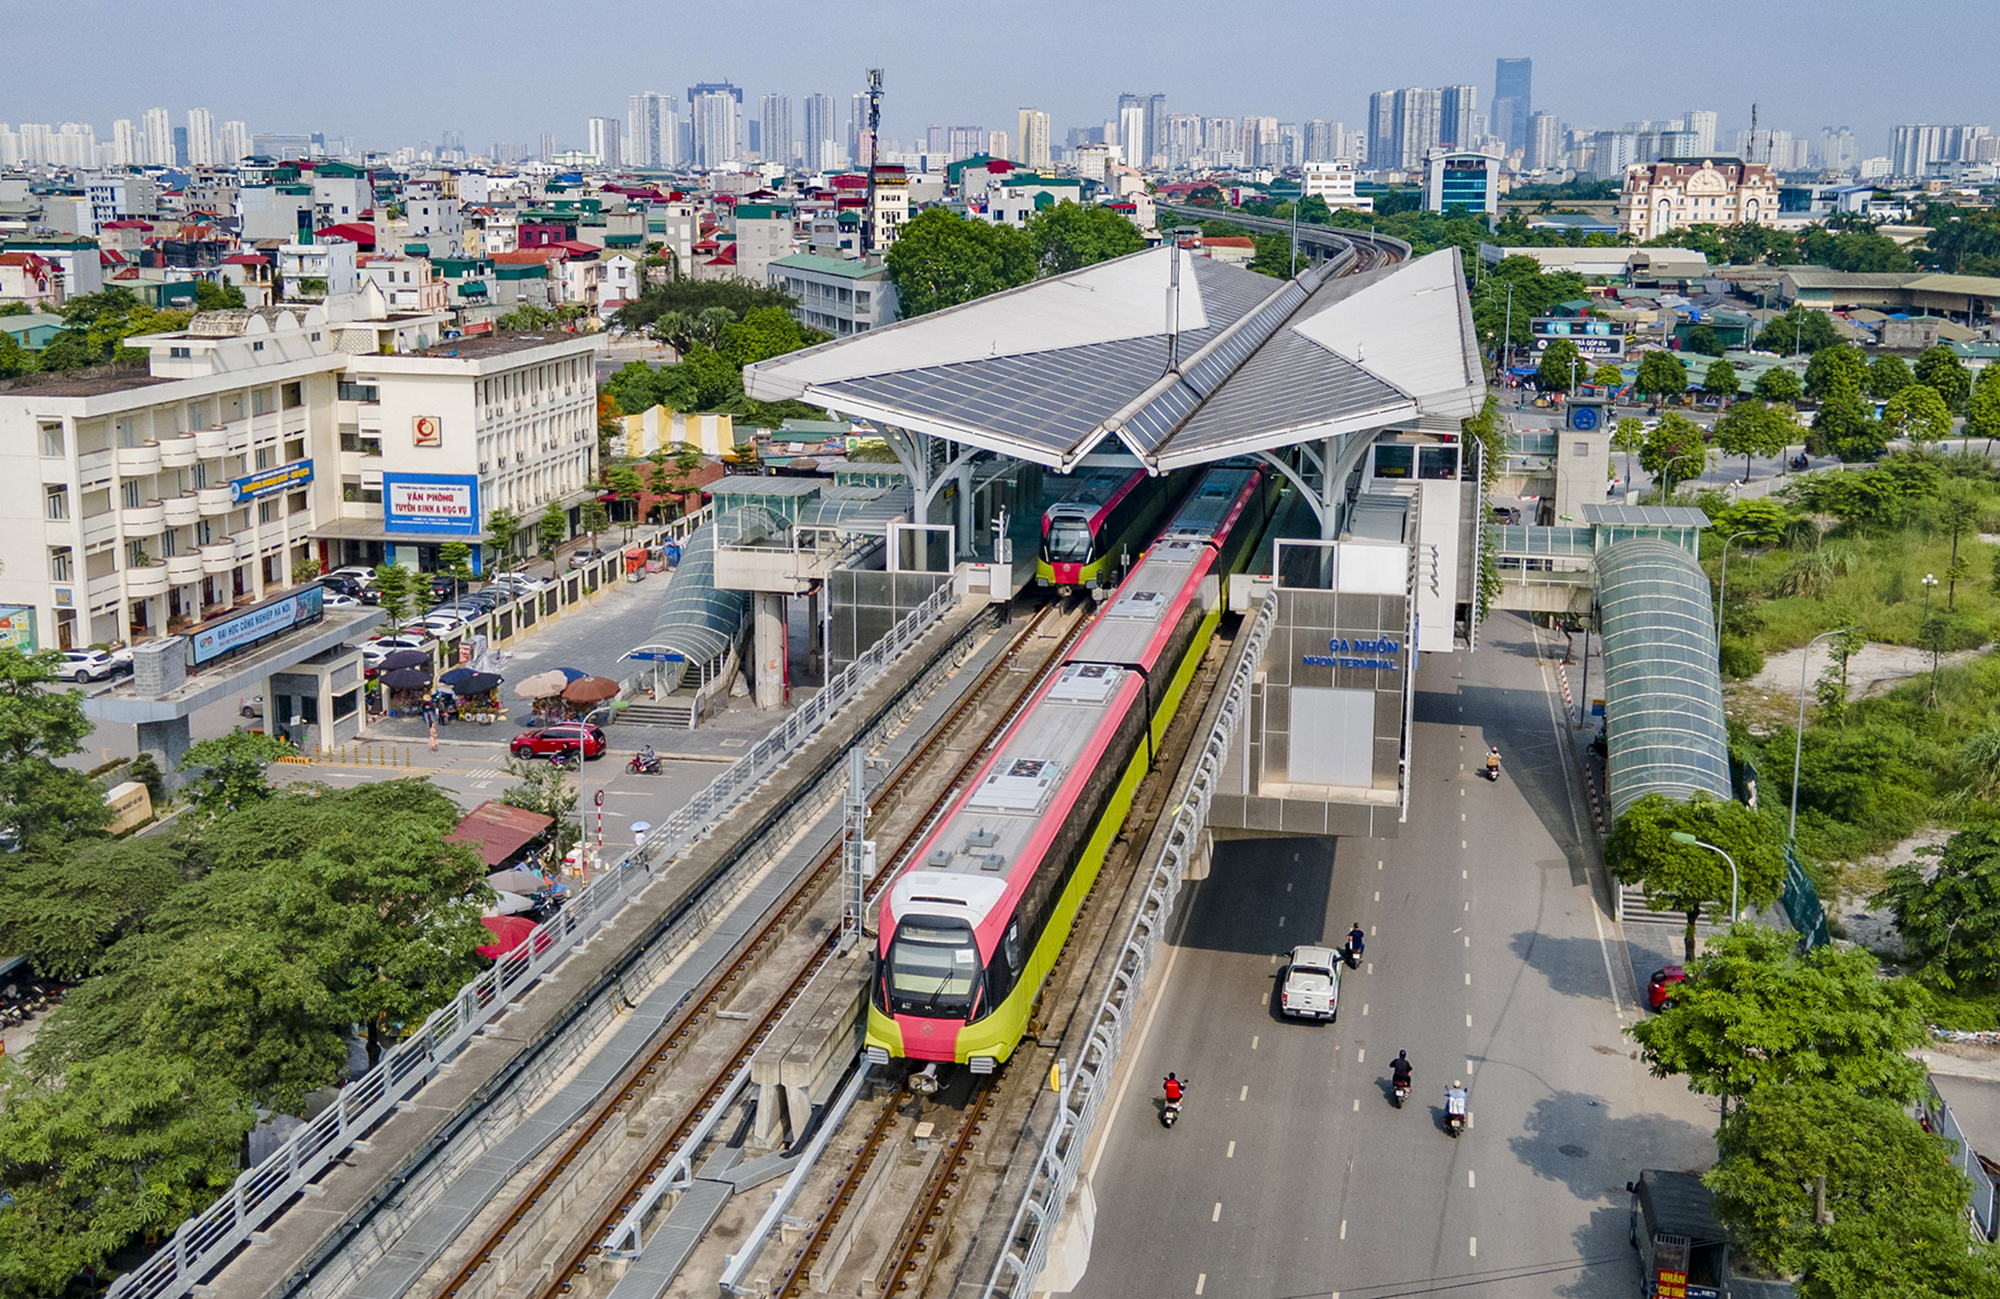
[
  {"left": 439, "top": 666, "right": 479, "bottom": 686},
  {"left": 553, "top": 667, "right": 587, "bottom": 683}
]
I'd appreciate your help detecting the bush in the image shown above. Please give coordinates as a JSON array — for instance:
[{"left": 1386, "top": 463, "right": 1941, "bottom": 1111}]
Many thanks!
[{"left": 1719, "top": 638, "right": 1765, "bottom": 679}]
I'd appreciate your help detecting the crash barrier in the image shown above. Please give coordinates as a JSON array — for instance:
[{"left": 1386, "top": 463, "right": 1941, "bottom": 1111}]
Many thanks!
[
  {"left": 108, "top": 575, "right": 964, "bottom": 1299},
  {"left": 982, "top": 593, "right": 1278, "bottom": 1297}
]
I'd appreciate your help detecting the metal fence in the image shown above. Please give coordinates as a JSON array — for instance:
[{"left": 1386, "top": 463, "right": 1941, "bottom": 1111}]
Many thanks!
[
  {"left": 982, "top": 593, "right": 1279, "bottom": 1297},
  {"left": 1922, "top": 1079, "right": 1999, "bottom": 1239},
  {"left": 108, "top": 576, "right": 961, "bottom": 1299}
]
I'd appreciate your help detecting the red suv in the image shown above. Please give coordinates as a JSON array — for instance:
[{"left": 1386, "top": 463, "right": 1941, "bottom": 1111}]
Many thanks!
[{"left": 510, "top": 723, "right": 607, "bottom": 761}]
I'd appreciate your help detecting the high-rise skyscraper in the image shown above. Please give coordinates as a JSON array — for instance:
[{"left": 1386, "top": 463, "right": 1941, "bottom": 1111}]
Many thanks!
[
  {"left": 1017, "top": 108, "right": 1051, "bottom": 170},
  {"left": 1390, "top": 88, "right": 1441, "bottom": 169},
  {"left": 1684, "top": 109, "right": 1718, "bottom": 157},
  {"left": 172, "top": 126, "right": 189, "bottom": 166},
  {"left": 220, "top": 120, "right": 251, "bottom": 165},
  {"left": 1204, "top": 117, "right": 1240, "bottom": 163},
  {"left": 850, "top": 92, "right": 873, "bottom": 169},
  {"left": 1526, "top": 111, "right": 1562, "bottom": 170},
  {"left": 588, "top": 116, "right": 622, "bottom": 167},
  {"left": 1492, "top": 57, "right": 1531, "bottom": 151},
  {"left": 1304, "top": 119, "right": 1343, "bottom": 162},
  {"left": 1147, "top": 93, "right": 1169, "bottom": 169},
  {"left": 1117, "top": 93, "right": 1147, "bottom": 169},
  {"left": 1439, "top": 86, "right": 1478, "bottom": 150},
  {"left": 628, "top": 93, "right": 677, "bottom": 167},
  {"left": 1366, "top": 92, "right": 1396, "bottom": 168},
  {"left": 142, "top": 107, "right": 171, "bottom": 167},
  {"left": 1167, "top": 114, "right": 1201, "bottom": 169},
  {"left": 111, "top": 119, "right": 138, "bottom": 167},
  {"left": 760, "top": 94, "right": 793, "bottom": 166},
  {"left": 805, "top": 94, "right": 838, "bottom": 170},
  {"left": 1815, "top": 126, "right": 1857, "bottom": 171},
  {"left": 185, "top": 108, "right": 216, "bottom": 166},
  {"left": 687, "top": 82, "right": 744, "bottom": 169}
]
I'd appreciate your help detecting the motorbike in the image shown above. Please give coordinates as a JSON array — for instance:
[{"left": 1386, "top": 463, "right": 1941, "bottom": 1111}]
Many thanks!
[
  {"left": 1392, "top": 1080, "right": 1410, "bottom": 1108},
  {"left": 627, "top": 752, "right": 663, "bottom": 775},
  {"left": 1445, "top": 1092, "right": 1468, "bottom": 1138},
  {"left": 1162, "top": 1082, "right": 1186, "bottom": 1129},
  {"left": 1483, "top": 754, "right": 1501, "bottom": 782}
]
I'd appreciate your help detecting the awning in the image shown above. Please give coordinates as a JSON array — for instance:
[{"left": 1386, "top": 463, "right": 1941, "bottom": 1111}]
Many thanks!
[{"left": 451, "top": 799, "right": 556, "bottom": 868}]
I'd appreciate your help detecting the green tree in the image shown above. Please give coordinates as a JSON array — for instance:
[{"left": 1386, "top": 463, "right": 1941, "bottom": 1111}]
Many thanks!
[
  {"left": 0, "top": 646, "right": 111, "bottom": 850},
  {"left": 1627, "top": 925, "right": 1928, "bottom": 1105},
  {"left": 500, "top": 757, "right": 579, "bottom": 859},
  {"left": 1800, "top": 227, "right": 1916, "bottom": 274},
  {"left": 1753, "top": 366, "right": 1804, "bottom": 404},
  {"left": 1712, "top": 399, "right": 1796, "bottom": 480},
  {"left": 371, "top": 560, "right": 413, "bottom": 624},
  {"left": 1589, "top": 362, "right": 1623, "bottom": 389},
  {"left": 486, "top": 508, "right": 522, "bottom": 571},
  {"left": 0, "top": 838, "right": 185, "bottom": 981},
  {"left": 1866, "top": 352, "right": 1912, "bottom": 400},
  {"left": 1754, "top": 306, "right": 1843, "bottom": 355},
  {"left": 1635, "top": 349, "right": 1689, "bottom": 403},
  {"left": 437, "top": 540, "right": 474, "bottom": 584},
  {"left": 1702, "top": 356, "right": 1739, "bottom": 397},
  {"left": 1605, "top": 792, "right": 1784, "bottom": 960},
  {"left": 1811, "top": 393, "right": 1882, "bottom": 461},
  {"left": 1024, "top": 200, "right": 1146, "bottom": 275},
  {"left": 538, "top": 500, "right": 568, "bottom": 556},
  {"left": 1639, "top": 411, "right": 1709, "bottom": 498},
  {"left": 1968, "top": 365, "right": 2000, "bottom": 453},
  {"left": 606, "top": 464, "right": 645, "bottom": 529},
  {"left": 177, "top": 729, "right": 293, "bottom": 819},
  {"left": 1804, "top": 344, "right": 1869, "bottom": 401},
  {"left": 1536, "top": 338, "right": 1581, "bottom": 392},
  {"left": 192, "top": 279, "right": 246, "bottom": 311},
  {"left": 0, "top": 330, "right": 40, "bottom": 380},
  {"left": 1684, "top": 323, "right": 1725, "bottom": 356},
  {"left": 884, "top": 207, "right": 1036, "bottom": 317},
  {"left": 1913, "top": 344, "right": 1971, "bottom": 412},
  {"left": 1881, "top": 383, "right": 1952, "bottom": 447},
  {"left": 0, "top": 1050, "right": 254, "bottom": 1298},
  {"left": 1879, "top": 824, "right": 2000, "bottom": 987},
  {"left": 715, "top": 306, "right": 826, "bottom": 368},
  {"left": 290, "top": 555, "right": 323, "bottom": 585},
  {"left": 1707, "top": 1081, "right": 1989, "bottom": 1288}
]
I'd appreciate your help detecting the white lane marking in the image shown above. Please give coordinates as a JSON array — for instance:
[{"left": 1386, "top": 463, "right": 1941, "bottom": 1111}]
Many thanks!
[
  {"left": 1464, "top": 936, "right": 1471, "bottom": 947},
  {"left": 1374, "top": 891, "right": 1380, "bottom": 902},
  {"left": 1468, "top": 1170, "right": 1476, "bottom": 1188},
  {"left": 1461, "top": 840, "right": 1468, "bottom": 850},
  {"left": 1470, "top": 1237, "right": 1478, "bottom": 1257},
  {"left": 1371, "top": 926, "right": 1376, "bottom": 936},
  {"left": 1287, "top": 881, "right": 1292, "bottom": 892},
  {"left": 1464, "top": 900, "right": 1471, "bottom": 911},
  {"left": 1467, "top": 1059, "right": 1475, "bottom": 1074},
  {"left": 1466, "top": 1014, "right": 1473, "bottom": 1027},
  {"left": 1462, "top": 869, "right": 1468, "bottom": 879},
  {"left": 1356, "top": 1049, "right": 1364, "bottom": 1063},
  {"left": 1367, "top": 962, "right": 1373, "bottom": 974},
  {"left": 1465, "top": 973, "right": 1472, "bottom": 985},
  {"left": 1352, "top": 1098, "right": 1359, "bottom": 1111},
  {"left": 1212, "top": 1202, "right": 1222, "bottom": 1222},
  {"left": 1278, "top": 915, "right": 1285, "bottom": 927},
  {"left": 1340, "top": 1219, "right": 1348, "bottom": 1240},
  {"left": 1196, "top": 1274, "right": 1206, "bottom": 1295},
  {"left": 1227, "top": 1140, "right": 1235, "bottom": 1158},
  {"left": 1378, "top": 860, "right": 1383, "bottom": 869},
  {"left": 1251, "top": 1035, "right": 1259, "bottom": 1050},
  {"left": 1270, "top": 953, "right": 1278, "bottom": 964},
  {"left": 1239, "top": 1085, "right": 1248, "bottom": 1101},
  {"left": 1362, "top": 1004, "right": 1369, "bottom": 1016},
  {"left": 1461, "top": 812, "right": 1466, "bottom": 821},
  {"left": 1592, "top": 902, "right": 1626, "bottom": 1018}
]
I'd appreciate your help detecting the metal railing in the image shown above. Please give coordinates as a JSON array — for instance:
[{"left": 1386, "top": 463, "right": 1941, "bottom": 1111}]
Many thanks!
[
  {"left": 1922, "top": 1079, "right": 2000, "bottom": 1240},
  {"left": 109, "top": 577, "right": 962, "bottom": 1299},
  {"left": 983, "top": 593, "right": 1279, "bottom": 1297}
]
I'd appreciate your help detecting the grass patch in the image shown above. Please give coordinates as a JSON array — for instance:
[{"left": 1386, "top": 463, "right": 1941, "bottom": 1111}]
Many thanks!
[
  {"left": 1714, "top": 532, "right": 1999, "bottom": 654},
  {"left": 1921, "top": 985, "right": 2000, "bottom": 1032}
]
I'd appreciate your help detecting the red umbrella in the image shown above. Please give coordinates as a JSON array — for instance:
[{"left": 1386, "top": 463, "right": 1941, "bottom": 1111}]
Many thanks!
[
  {"left": 477, "top": 915, "right": 542, "bottom": 960},
  {"left": 561, "top": 675, "right": 621, "bottom": 704}
]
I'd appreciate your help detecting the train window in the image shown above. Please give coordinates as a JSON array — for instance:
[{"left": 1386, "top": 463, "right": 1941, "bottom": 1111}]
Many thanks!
[
  {"left": 1418, "top": 447, "right": 1458, "bottom": 480},
  {"left": 886, "top": 920, "right": 979, "bottom": 1014},
  {"left": 1002, "top": 921, "right": 1022, "bottom": 973},
  {"left": 1046, "top": 519, "right": 1092, "bottom": 562}
]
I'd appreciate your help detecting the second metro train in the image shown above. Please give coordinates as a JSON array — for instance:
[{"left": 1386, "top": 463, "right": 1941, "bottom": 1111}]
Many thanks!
[{"left": 1037, "top": 467, "right": 1195, "bottom": 597}]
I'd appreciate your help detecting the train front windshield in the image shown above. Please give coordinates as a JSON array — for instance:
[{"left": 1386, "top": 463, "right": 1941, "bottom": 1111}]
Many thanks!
[
  {"left": 1045, "top": 519, "right": 1092, "bottom": 563},
  {"left": 885, "top": 919, "right": 980, "bottom": 1015}
]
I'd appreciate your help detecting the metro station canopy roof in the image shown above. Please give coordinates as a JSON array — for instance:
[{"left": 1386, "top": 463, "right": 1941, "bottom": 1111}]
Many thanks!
[{"left": 744, "top": 245, "right": 1485, "bottom": 473}]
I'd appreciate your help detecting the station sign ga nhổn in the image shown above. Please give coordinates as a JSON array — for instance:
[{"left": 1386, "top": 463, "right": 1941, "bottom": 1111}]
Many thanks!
[{"left": 1302, "top": 636, "right": 1400, "bottom": 670}]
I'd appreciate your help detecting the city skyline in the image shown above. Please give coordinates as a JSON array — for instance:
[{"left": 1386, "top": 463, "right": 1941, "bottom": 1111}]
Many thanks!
[{"left": 3, "top": 0, "right": 1995, "bottom": 158}]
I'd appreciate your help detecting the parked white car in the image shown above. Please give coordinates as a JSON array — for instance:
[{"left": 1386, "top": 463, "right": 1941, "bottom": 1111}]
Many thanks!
[
  {"left": 362, "top": 635, "right": 432, "bottom": 667},
  {"left": 59, "top": 649, "right": 123, "bottom": 683},
  {"left": 327, "top": 566, "right": 378, "bottom": 588}
]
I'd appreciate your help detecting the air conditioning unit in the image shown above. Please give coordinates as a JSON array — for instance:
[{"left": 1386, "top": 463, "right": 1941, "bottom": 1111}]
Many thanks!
[{"left": 479, "top": 461, "right": 489, "bottom": 474}]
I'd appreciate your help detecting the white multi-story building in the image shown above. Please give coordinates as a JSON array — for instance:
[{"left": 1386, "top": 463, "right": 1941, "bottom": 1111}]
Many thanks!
[
  {"left": 627, "top": 92, "right": 677, "bottom": 168},
  {"left": 220, "top": 120, "right": 251, "bottom": 166},
  {"left": 768, "top": 254, "right": 897, "bottom": 336},
  {"left": 111, "top": 119, "right": 139, "bottom": 167},
  {"left": 1017, "top": 108, "right": 1051, "bottom": 170},
  {"left": 142, "top": 107, "right": 172, "bottom": 167},
  {"left": 587, "top": 116, "right": 622, "bottom": 168},
  {"left": 1302, "top": 160, "right": 1372, "bottom": 212},
  {"left": 1618, "top": 159, "right": 1778, "bottom": 239},
  {"left": 186, "top": 108, "right": 216, "bottom": 166},
  {"left": 279, "top": 242, "right": 359, "bottom": 299}
]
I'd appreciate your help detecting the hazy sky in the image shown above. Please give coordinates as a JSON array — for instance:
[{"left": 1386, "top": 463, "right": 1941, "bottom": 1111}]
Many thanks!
[{"left": 7, "top": 0, "right": 1995, "bottom": 156}]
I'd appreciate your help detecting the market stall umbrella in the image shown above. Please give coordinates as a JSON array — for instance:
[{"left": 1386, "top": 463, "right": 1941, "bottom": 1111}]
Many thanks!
[
  {"left": 486, "top": 868, "right": 552, "bottom": 894},
  {"left": 380, "top": 666, "right": 433, "bottom": 690},
  {"left": 484, "top": 890, "right": 535, "bottom": 916},
  {"left": 553, "top": 667, "right": 587, "bottom": 683},
  {"left": 439, "top": 666, "right": 480, "bottom": 686},
  {"left": 561, "top": 675, "right": 621, "bottom": 704},
  {"left": 379, "top": 649, "right": 430, "bottom": 671},
  {"left": 445, "top": 671, "right": 503, "bottom": 694},
  {"left": 514, "top": 670, "right": 570, "bottom": 699},
  {"left": 477, "top": 914, "right": 541, "bottom": 960}
]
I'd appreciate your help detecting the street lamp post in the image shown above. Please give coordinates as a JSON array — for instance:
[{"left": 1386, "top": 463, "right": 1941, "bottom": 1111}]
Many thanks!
[
  {"left": 1791, "top": 624, "right": 1861, "bottom": 843},
  {"left": 1716, "top": 530, "right": 1757, "bottom": 638},
  {"left": 1923, "top": 572, "right": 1941, "bottom": 707},
  {"left": 1670, "top": 831, "right": 1739, "bottom": 925}
]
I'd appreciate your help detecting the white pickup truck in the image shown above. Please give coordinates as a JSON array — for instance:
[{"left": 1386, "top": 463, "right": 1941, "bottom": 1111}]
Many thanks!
[{"left": 1280, "top": 945, "right": 1341, "bottom": 1021}]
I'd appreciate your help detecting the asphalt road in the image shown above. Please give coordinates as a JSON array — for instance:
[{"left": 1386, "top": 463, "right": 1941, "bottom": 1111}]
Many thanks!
[{"left": 1067, "top": 613, "right": 1715, "bottom": 1299}]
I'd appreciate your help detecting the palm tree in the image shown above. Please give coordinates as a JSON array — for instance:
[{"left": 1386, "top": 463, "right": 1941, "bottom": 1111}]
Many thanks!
[
  {"left": 653, "top": 311, "right": 694, "bottom": 356},
  {"left": 694, "top": 307, "right": 736, "bottom": 348}
]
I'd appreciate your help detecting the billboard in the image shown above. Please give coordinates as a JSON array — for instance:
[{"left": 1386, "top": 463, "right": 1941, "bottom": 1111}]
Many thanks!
[
  {"left": 384, "top": 473, "right": 480, "bottom": 535},
  {"left": 230, "top": 459, "right": 315, "bottom": 504},
  {"left": 0, "top": 605, "right": 36, "bottom": 652},
  {"left": 188, "top": 585, "right": 324, "bottom": 666}
]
